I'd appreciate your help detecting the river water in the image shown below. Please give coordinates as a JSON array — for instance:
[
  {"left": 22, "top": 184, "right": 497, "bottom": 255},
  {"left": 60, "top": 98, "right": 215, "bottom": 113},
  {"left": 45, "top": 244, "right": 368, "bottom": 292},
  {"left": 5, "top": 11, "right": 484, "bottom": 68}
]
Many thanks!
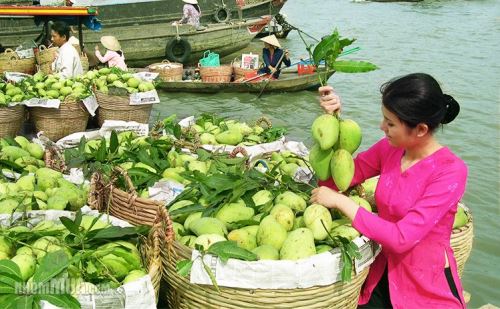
[{"left": 154, "top": 0, "right": 500, "bottom": 306}]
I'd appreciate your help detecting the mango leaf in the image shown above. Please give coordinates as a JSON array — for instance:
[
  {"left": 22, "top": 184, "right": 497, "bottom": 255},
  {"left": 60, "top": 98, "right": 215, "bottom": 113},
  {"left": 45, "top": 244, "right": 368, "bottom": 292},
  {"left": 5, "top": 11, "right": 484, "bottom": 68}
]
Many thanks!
[
  {"left": 0, "top": 272, "right": 20, "bottom": 288},
  {"left": 0, "top": 295, "right": 24, "bottom": 309},
  {"left": 95, "top": 137, "right": 107, "bottom": 162},
  {"left": 0, "top": 260, "right": 23, "bottom": 282},
  {"left": 206, "top": 241, "right": 258, "bottom": 263},
  {"left": 339, "top": 38, "right": 356, "bottom": 50},
  {"left": 35, "top": 294, "right": 80, "bottom": 309},
  {"left": 60, "top": 217, "right": 81, "bottom": 237},
  {"left": 331, "top": 60, "right": 379, "bottom": 73},
  {"left": 15, "top": 295, "right": 33, "bottom": 309},
  {"left": 176, "top": 259, "right": 193, "bottom": 277},
  {"left": 109, "top": 130, "right": 119, "bottom": 154},
  {"left": 33, "top": 251, "right": 69, "bottom": 285},
  {"left": 0, "top": 283, "right": 15, "bottom": 294},
  {"left": 0, "top": 159, "right": 23, "bottom": 173},
  {"left": 312, "top": 30, "right": 340, "bottom": 65},
  {"left": 168, "top": 204, "right": 205, "bottom": 217},
  {"left": 89, "top": 225, "right": 149, "bottom": 240}
]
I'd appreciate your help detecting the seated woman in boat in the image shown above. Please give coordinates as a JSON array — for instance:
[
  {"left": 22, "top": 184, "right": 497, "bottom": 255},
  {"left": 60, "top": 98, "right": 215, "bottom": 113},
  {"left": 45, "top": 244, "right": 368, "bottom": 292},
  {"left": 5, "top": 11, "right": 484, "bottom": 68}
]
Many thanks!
[
  {"left": 172, "top": 0, "right": 202, "bottom": 29},
  {"left": 94, "top": 36, "right": 127, "bottom": 71},
  {"left": 257, "top": 34, "right": 291, "bottom": 79}
]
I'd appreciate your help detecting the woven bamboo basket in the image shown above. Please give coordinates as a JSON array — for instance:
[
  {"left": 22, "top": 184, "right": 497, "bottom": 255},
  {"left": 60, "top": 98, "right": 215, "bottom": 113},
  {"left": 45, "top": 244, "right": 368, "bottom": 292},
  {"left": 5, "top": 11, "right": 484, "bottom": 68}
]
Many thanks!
[
  {"left": 30, "top": 98, "right": 89, "bottom": 141},
  {"left": 139, "top": 208, "right": 166, "bottom": 300},
  {"left": 232, "top": 60, "right": 257, "bottom": 80},
  {"left": 35, "top": 45, "right": 58, "bottom": 65},
  {"left": 0, "top": 105, "right": 25, "bottom": 138},
  {"left": 94, "top": 90, "right": 153, "bottom": 126},
  {"left": 450, "top": 203, "right": 473, "bottom": 277},
  {"left": 200, "top": 65, "right": 233, "bottom": 83},
  {"left": 0, "top": 49, "right": 36, "bottom": 75},
  {"left": 87, "top": 167, "right": 173, "bottom": 300},
  {"left": 161, "top": 240, "right": 369, "bottom": 309},
  {"left": 88, "top": 167, "right": 167, "bottom": 227},
  {"left": 148, "top": 60, "right": 183, "bottom": 82}
]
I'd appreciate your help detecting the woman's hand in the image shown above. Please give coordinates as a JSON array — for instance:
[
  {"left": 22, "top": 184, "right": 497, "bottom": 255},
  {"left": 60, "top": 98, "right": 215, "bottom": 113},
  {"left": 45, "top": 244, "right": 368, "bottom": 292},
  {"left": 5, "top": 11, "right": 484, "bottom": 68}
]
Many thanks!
[
  {"left": 310, "top": 187, "right": 360, "bottom": 220},
  {"left": 310, "top": 186, "right": 344, "bottom": 209},
  {"left": 94, "top": 45, "right": 99, "bottom": 51},
  {"left": 319, "top": 85, "right": 342, "bottom": 114},
  {"left": 284, "top": 49, "right": 290, "bottom": 59}
]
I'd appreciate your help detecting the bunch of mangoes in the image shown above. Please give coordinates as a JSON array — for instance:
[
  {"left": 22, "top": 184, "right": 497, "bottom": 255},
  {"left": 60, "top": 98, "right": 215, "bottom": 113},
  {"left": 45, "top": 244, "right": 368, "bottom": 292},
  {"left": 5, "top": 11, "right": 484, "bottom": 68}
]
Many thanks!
[
  {"left": 309, "top": 114, "right": 362, "bottom": 192},
  {"left": 89, "top": 68, "right": 155, "bottom": 95}
]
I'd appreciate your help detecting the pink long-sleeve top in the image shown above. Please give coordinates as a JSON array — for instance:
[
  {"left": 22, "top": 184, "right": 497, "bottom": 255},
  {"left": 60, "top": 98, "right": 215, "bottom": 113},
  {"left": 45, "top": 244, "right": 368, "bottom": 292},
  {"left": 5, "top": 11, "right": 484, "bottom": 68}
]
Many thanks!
[
  {"left": 319, "top": 137, "right": 468, "bottom": 309},
  {"left": 95, "top": 50, "right": 127, "bottom": 71}
]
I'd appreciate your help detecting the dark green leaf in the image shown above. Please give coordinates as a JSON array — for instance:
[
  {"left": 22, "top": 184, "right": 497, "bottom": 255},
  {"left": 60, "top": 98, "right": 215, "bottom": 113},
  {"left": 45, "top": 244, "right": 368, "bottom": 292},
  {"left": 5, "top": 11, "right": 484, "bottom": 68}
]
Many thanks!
[
  {"left": 207, "top": 241, "right": 258, "bottom": 263},
  {"left": 59, "top": 217, "right": 81, "bottom": 236},
  {"left": 89, "top": 225, "right": 149, "bottom": 240},
  {"left": 0, "top": 160, "right": 24, "bottom": 173},
  {"left": 33, "top": 251, "right": 70, "bottom": 285},
  {"left": 95, "top": 137, "right": 107, "bottom": 162},
  {"left": 168, "top": 204, "right": 205, "bottom": 217},
  {"left": 0, "top": 283, "right": 15, "bottom": 294},
  {"left": 0, "top": 260, "right": 23, "bottom": 282},
  {"left": 36, "top": 294, "right": 80, "bottom": 309},
  {"left": 0, "top": 295, "right": 22, "bottom": 309},
  {"left": 109, "top": 130, "right": 119, "bottom": 154},
  {"left": 0, "top": 272, "right": 20, "bottom": 287},
  {"left": 176, "top": 259, "right": 193, "bottom": 277},
  {"left": 332, "top": 60, "right": 379, "bottom": 73}
]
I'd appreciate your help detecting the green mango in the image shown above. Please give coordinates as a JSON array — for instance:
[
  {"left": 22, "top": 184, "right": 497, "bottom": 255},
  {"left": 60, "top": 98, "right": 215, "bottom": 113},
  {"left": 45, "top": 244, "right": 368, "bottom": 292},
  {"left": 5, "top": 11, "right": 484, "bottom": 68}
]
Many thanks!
[
  {"left": 274, "top": 191, "right": 306, "bottom": 212},
  {"left": 215, "top": 202, "right": 255, "bottom": 229},
  {"left": 187, "top": 160, "right": 208, "bottom": 174},
  {"left": 180, "top": 235, "right": 197, "bottom": 248},
  {"left": 183, "top": 212, "right": 203, "bottom": 231},
  {"left": 123, "top": 269, "right": 147, "bottom": 284},
  {"left": 330, "top": 224, "right": 360, "bottom": 241},
  {"left": 252, "top": 190, "right": 273, "bottom": 212},
  {"left": 190, "top": 217, "right": 227, "bottom": 237},
  {"left": 215, "top": 130, "right": 243, "bottom": 146},
  {"left": 309, "top": 144, "right": 334, "bottom": 181},
  {"left": 252, "top": 245, "right": 279, "bottom": 260},
  {"left": 330, "top": 149, "right": 355, "bottom": 192},
  {"left": 292, "top": 216, "right": 306, "bottom": 230},
  {"left": 194, "top": 234, "right": 226, "bottom": 251},
  {"left": 169, "top": 200, "right": 194, "bottom": 223},
  {"left": 349, "top": 196, "right": 372, "bottom": 212},
  {"left": 256, "top": 215, "right": 287, "bottom": 250},
  {"left": 0, "top": 199, "right": 18, "bottom": 214},
  {"left": 453, "top": 207, "right": 468, "bottom": 229},
  {"left": 16, "top": 175, "right": 35, "bottom": 192},
  {"left": 200, "top": 133, "right": 217, "bottom": 145},
  {"left": 1, "top": 145, "right": 30, "bottom": 161},
  {"left": 304, "top": 204, "right": 333, "bottom": 241},
  {"left": 35, "top": 167, "right": 63, "bottom": 191},
  {"left": 0, "top": 236, "right": 15, "bottom": 256},
  {"left": 270, "top": 204, "right": 295, "bottom": 231},
  {"left": 227, "top": 228, "right": 257, "bottom": 251},
  {"left": 311, "top": 114, "right": 339, "bottom": 150},
  {"left": 46, "top": 195, "right": 69, "bottom": 210},
  {"left": 339, "top": 119, "right": 362, "bottom": 154},
  {"left": 279, "top": 228, "right": 316, "bottom": 260},
  {"left": 14, "top": 136, "right": 30, "bottom": 150},
  {"left": 11, "top": 254, "right": 36, "bottom": 281}
]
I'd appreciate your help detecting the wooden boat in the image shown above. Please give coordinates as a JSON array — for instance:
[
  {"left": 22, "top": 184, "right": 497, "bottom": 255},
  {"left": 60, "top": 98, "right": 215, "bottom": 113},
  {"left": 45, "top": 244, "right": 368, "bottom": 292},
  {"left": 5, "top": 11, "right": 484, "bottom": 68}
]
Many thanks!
[
  {"left": 157, "top": 70, "right": 335, "bottom": 93},
  {"left": 0, "top": 0, "right": 288, "bottom": 66}
]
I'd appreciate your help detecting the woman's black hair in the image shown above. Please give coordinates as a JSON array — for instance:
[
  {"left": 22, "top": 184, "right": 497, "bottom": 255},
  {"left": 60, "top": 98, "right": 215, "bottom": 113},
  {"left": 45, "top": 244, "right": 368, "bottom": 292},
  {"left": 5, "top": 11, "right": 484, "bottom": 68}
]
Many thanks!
[
  {"left": 117, "top": 50, "right": 123, "bottom": 56},
  {"left": 51, "top": 21, "right": 70, "bottom": 41},
  {"left": 380, "top": 73, "right": 460, "bottom": 132}
]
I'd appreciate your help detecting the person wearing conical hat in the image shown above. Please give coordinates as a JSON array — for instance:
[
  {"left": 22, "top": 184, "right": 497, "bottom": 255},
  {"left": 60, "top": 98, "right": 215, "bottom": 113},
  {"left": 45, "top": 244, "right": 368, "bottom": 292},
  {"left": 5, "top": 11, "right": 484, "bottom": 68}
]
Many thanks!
[
  {"left": 94, "top": 36, "right": 127, "bottom": 71},
  {"left": 172, "top": 0, "right": 201, "bottom": 28},
  {"left": 257, "top": 34, "right": 291, "bottom": 79}
]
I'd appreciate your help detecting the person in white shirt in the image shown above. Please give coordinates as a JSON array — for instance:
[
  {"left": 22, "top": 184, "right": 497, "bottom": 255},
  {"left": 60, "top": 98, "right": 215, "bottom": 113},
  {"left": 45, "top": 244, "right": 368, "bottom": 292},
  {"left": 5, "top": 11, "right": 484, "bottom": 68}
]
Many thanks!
[{"left": 50, "top": 21, "right": 83, "bottom": 78}]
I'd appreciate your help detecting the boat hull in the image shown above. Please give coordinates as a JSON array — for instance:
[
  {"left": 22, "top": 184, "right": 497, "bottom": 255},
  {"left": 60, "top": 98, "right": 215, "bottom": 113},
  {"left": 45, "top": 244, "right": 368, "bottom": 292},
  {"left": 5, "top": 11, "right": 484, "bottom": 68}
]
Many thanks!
[{"left": 157, "top": 70, "right": 335, "bottom": 93}]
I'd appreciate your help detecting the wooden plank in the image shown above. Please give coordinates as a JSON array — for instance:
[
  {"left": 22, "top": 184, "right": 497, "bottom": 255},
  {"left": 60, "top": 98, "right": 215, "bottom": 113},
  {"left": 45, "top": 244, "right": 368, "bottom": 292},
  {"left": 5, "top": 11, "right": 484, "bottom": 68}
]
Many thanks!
[{"left": 0, "top": 5, "right": 98, "bottom": 16}]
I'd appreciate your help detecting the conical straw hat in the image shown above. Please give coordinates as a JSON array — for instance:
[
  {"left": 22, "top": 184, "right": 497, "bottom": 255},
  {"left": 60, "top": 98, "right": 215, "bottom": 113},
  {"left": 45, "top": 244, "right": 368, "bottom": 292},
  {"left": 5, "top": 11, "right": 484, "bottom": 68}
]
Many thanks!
[
  {"left": 260, "top": 34, "right": 281, "bottom": 48},
  {"left": 100, "top": 36, "right": 121, "bottom": 51},
  {"left": 183, "top": 0, "right": 198, "bottom": 4}
]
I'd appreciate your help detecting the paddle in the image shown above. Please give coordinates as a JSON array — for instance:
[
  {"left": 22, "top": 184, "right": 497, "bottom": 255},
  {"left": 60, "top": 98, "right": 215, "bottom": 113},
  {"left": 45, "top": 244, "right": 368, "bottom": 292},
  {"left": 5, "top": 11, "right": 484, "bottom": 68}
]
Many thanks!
[{"left": 257, "top": 49, "right": 287, "bottom": 98}]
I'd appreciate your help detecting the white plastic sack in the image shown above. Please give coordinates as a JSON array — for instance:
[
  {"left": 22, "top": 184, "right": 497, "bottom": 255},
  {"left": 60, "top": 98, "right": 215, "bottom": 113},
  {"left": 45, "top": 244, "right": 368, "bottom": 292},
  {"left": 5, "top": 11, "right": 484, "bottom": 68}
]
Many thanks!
[{"left": 190, "top": 236, "right": 380, "bottom": 289}]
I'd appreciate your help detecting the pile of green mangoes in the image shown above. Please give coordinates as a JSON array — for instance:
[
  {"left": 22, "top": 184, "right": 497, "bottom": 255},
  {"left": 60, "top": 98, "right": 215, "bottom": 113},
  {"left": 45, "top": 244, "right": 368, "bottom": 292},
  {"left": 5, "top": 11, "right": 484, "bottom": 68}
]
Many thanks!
[
  {"left": 0, "top": 72, "right": 93, "bottom": 104},
  {"left": 0, "top": 215, "right": 147, "bottom": 296},
  {"left": 309, "top": 114, "right": 362, "bottom": 191},
  {"left": 167, "top": 162, "right": 372, "bottom": 261},
  {"left": 88, "top": 68, "right": 155, "bottom": 94},
  {"left": 173, "top": 113, "right": 287, "bottom": 146},
  {"left": 0, "top": 136, "right": 88, "bottom": 214}
]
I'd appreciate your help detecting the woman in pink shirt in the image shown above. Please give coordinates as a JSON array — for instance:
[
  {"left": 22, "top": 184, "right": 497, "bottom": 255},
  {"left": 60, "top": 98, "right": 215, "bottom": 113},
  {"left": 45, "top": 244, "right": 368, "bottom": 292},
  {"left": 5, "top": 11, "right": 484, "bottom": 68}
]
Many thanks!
[
  {"left": 310, "top": 73, "right": 467, "bottom": 308},
  {"left": 94, "top": 36, "right": 127, "bottom": 71}
]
